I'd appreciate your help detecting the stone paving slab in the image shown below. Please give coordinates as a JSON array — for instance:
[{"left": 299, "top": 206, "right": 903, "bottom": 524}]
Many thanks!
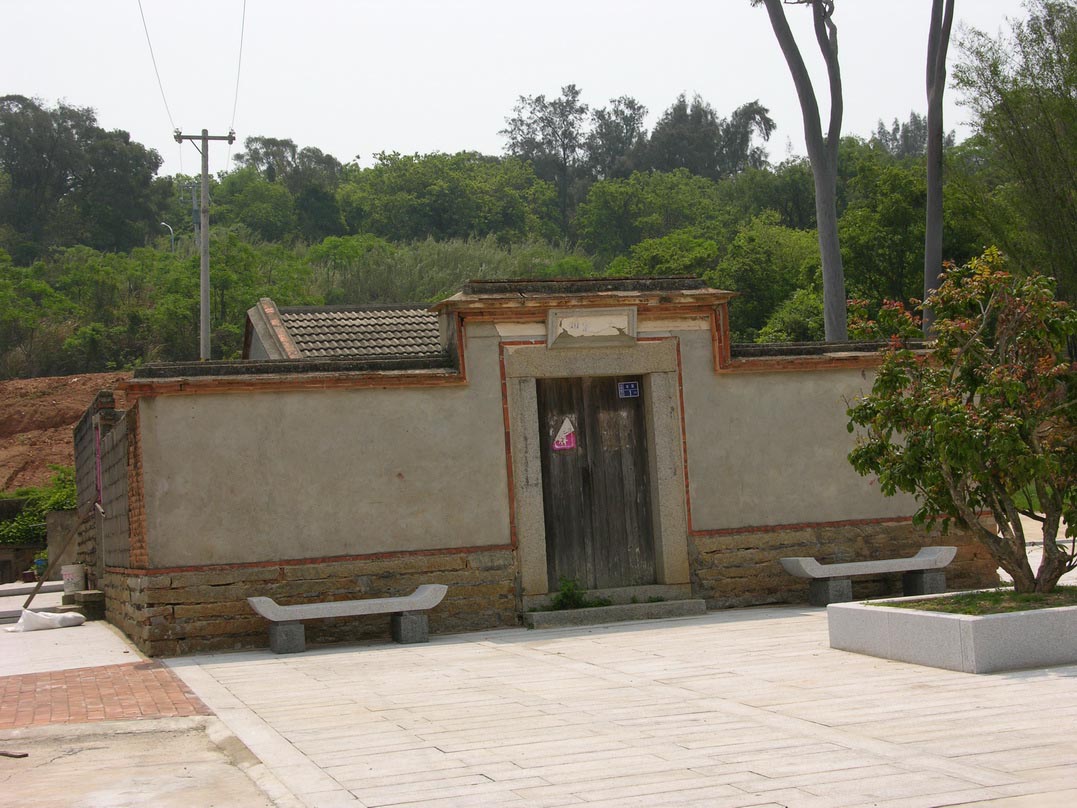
[
  {"left": 0, "top": 717, "right": 282, "bottom": 807},
  {"left": 0, "top": 619, "right": 294, "bottom": 806},
  {"left": 168, "top": 607, "right": 1077, "bottom": 808},
  {"left": 0, "top": 620, "right": 138, "bottom": 676}
]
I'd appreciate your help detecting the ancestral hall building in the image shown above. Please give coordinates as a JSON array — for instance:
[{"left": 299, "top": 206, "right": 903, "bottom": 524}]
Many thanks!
[{"left": 72, "top": 278, "right": 997, "bottom": 655}]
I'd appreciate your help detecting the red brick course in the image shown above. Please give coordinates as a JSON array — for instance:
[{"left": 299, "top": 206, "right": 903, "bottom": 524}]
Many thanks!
[{"left": 0, "top": 662, "right": 210, "bottom": 729}]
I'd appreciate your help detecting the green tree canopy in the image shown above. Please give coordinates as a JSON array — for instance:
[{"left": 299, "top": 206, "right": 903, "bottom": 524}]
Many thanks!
[
  {"left": 953, "top": 0, "right": 1077, "bottom": 304},
  {"left": 0, "top": 95, "right": 165, "bottom": 261},
  {"left": 642, "top": 95, "right": 776, "bottom": 180},
  {"left": 337, "top": 152, "right": 556, "bottom": 244}
]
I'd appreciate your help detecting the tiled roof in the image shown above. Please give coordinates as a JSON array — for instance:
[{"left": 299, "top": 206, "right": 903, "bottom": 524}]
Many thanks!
[{"left": 278, "top": 306, "right": 442, "bottom": 360}]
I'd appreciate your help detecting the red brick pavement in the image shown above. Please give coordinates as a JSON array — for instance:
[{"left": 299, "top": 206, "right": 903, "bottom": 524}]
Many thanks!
[{"left": 0, "top": 661, "right": 212, "bottom": 729}]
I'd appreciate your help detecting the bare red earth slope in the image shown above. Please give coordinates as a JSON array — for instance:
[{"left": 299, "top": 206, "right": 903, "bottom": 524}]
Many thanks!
[{"left": 0, "top": 373, "right": 130, "bottom": 491}]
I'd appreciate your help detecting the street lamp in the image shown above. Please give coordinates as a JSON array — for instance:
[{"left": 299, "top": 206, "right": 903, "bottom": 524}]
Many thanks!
[{"left": 160, "top": 221, "right": 175, "bottom": 253}]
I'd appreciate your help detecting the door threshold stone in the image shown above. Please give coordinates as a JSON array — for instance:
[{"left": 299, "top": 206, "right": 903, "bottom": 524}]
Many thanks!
[{"left": 522, "top": 598, "right": 706, "bottom": 629}]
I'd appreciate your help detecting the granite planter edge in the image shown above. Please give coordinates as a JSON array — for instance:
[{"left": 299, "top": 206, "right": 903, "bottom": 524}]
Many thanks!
[{"left": 827, "top": 592, "right": 1077, "bottom": 674}]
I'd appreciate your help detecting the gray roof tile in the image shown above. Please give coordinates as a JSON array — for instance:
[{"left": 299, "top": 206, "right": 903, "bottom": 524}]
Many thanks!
[{"left": 278, "top": 306, "right": 442, "bottom": 360}]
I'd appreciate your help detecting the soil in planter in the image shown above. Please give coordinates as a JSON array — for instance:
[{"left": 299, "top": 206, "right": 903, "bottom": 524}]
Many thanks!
[{"left": 887, "top": 586, "right": 1077, "bottom": 615}]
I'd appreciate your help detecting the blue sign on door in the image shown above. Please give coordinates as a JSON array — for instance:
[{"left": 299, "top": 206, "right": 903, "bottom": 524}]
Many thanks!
[{"left": 617, "top": 381, "right": 640, "bottom": 399}]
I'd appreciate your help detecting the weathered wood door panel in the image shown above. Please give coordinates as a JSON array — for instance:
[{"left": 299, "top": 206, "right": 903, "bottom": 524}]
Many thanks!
[{"left": 537, "top": 376, "right": 656, "bottom": 591}]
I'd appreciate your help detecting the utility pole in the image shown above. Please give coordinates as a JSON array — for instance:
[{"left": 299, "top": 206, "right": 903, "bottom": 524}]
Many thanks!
[
  {"left": 173, "top": 128, "right": 235, "bottom": 360},
  {"left": 183, "top": 183, "right": 200, "bottom": 235}
]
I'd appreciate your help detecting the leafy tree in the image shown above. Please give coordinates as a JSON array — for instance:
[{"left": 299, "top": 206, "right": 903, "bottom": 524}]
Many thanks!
[
  {"left": 872, "top": 111, "right": 955, "bottom": 160},
  {"left": 286, "top": 146, "right": 344, "bottom": 195},
  {"left": 721, "top": 100, "right": 779, "bottom": 174},
  {"left": 235, "top": 136, "right": 343, "bottom": 194},
  {"left": 839, "top": 154, "right": 926, "bottom": 305},
  {"left": 501, "top": 84, "right": 590, "bottom": 236},
  {"left": 754, "top": 0, "right": 848, "bottom": 341},
  {"left": 718, "top": 159, "right": 817, "bottom": 230},
  {"left": 643, "top": 95, "right": 775, "bottom": 180},
  {"left": 0, "top": 467, "right": 76, "bottom": 545},
  {"left": 757, "top": 287, "right": 825, "bottom": 342},
  {"left": 585, "top": 96, "right": 648, "bottom": 181},
  {"left": 872, "top": 112, "right": 928, "bottom": 159},
  {"left": 576, "top": 169, "right": 733, "bottom": 263},
  {"left": 308, "top": 234, "right": 396, "bottom": 303},
  {"left": 294, "top": 184, "right": 343, "bottom": 243},
  {"left": 337, "top": 152, "right": 556, "bottom": 244},
  {"left": 0, "top": 253, "right": 74, "bottom": 376},
  {"left": 215, "top": 167, "right": 298, "bottom": 243},
  {"left": 847, "top": 249, "right": 1076, "bottom": 593},
  {"left": 0, "top": 95, "right": 165, "bottom": 260},
  {"left": 70, "top": 129, "right": 167, "bottom": 252},
  {"left": 953, "top": 0, "right": 1077, "bottom": 307},
  {"left": 231, "top": 137, "right": 345, "bottom": 242},
  {"left": 0, "top": 95, "right": 93, "bottom": 259},
  {"left": 609, "top": 230, "right": 722, "bottom": 278},
  {"left": 310, "top": 234, "right": 587, "bottom": 304},
  {"left": 233, "top": 136, "right": 299, "bottom": 185},
  {"left": 705, "top": 211, "right": 820, "bottom": 339}
]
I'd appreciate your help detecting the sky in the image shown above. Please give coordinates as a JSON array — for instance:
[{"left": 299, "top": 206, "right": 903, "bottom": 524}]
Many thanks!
[{"left": 2, "top": 1, "right": 1024, "bottom": 178}]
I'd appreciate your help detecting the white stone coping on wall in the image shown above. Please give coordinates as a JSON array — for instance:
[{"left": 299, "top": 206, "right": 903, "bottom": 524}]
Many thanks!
[{"left": 827, "top": 592, "right": 1077, "bottom": 674}]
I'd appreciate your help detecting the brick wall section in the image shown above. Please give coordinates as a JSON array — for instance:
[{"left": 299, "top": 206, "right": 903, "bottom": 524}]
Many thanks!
[
  {"left": 689, "top": 521, "right": 999, "bottom": 607},
  {"left": 72, "top": 390, "right": 120, "bottom": 586},
  {"left": 100, "top": 415, "right": 130, "bottom": 569},
  {"left": 105, "top": 547, "right": 518, "bottom": 656},
  {"left": 124, "top": 405, "right": 148, "bottom": 568}
]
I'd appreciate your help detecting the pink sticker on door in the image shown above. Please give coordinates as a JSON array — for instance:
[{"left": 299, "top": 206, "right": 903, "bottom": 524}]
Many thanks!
[{"left": 553, "top": 417, "right": 577, "bottom": 451}]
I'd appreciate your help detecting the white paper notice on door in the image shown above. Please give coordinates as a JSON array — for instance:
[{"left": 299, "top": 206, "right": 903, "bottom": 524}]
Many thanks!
[{"left": 552, "top": 417, "right": 577, "bottom": 451}]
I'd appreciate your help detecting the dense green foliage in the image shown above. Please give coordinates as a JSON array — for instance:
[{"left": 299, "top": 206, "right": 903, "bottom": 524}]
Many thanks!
[
  {"left": 1, "top": 4, "right": 1072, "bottom": 377},
  {"left": 0, "top": 467, "right": 77, "bottom": 545},
  {"left": 952, "top": 0, "right": 1077, "bottom": 306},
  {"left": 847, "top": 250, "right": 1076, "bottom": 593}
]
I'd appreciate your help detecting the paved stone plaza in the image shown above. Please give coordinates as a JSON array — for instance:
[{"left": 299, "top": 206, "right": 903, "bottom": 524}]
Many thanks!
[{"left": 167, "top": 606, "right": 1077, "bottom": 808}]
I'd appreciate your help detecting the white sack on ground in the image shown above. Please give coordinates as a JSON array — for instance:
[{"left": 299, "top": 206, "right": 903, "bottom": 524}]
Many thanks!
[{"left": 4, "top": 609, "right": 86, "bottom": 632}]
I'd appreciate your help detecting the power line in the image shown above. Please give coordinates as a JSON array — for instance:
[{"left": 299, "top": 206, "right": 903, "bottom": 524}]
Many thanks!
[
  {"left": 227, "top": 0, "right": 248, "bottom": 170},
  {"left": 137, "top": 0, "right": 177, "bottom": 132},
  {"left": 230, "top": 0, "right": 247, "bottom": 131},
  {"left": 136, "top": 0, "right": 183, "bottom": 174}
]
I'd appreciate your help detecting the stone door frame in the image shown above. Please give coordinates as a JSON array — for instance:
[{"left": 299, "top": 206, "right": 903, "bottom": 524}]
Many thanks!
[{"left": 503, "top": 339, "right": 690, "bottom": 603}]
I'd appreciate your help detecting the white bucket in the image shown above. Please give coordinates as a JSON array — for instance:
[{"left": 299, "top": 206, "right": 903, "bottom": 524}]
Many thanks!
[{"left": 61, "top": 564, "right": 86, "bottom": 594}]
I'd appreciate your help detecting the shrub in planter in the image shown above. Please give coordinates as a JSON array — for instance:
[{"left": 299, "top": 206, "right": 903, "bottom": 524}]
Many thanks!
[{"left": 847, "top": 248, "right": 1076, "bottom": 593}]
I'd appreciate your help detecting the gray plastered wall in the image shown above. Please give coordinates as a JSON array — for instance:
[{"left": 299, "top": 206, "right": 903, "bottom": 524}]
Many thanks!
[
  {"left": 676, "top": 328, "right": 916, "bottom": 529},
  {"left": 137, "top": 330, "right": 509, "bottom": 568}
]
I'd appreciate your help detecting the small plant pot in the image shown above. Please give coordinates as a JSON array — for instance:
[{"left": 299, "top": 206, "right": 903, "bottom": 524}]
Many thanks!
[{"left": 20, "top": 570, "right": 37, "bottom": 583}]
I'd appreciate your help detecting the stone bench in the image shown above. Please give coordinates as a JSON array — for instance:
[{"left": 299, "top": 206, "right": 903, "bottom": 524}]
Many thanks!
[
  {"left": 779, "top": 546, "right": 956, "bottom": 606},
  {"left": 247, "top": 584, "right": 448, "bottom": 654}
]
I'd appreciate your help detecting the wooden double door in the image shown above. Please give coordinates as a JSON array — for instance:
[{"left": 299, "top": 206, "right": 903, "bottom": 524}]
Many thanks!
[{"left": 537, "top": 376, "right": 656, "bottom": 591}]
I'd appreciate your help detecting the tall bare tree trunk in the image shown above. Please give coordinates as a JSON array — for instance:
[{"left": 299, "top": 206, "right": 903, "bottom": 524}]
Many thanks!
[
  {"left": 923, "top": 0, "right": 955, "bottom": 334},
  {"left": 760, "top": 0, "right": 847, "bottom": 341}
]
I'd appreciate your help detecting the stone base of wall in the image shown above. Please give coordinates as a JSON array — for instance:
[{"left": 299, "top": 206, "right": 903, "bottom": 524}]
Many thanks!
[
  {"left": 105, "top": 547, "right": 518, "bottom": 657},
  {"left": 689, "top": 520, "right": 999, "bottom": 608}
]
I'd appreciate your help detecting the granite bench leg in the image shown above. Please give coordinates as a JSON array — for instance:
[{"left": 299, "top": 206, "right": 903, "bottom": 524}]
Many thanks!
[
  {"left": 268, "top": 621, "right": 305, "bottom": 654},
  {"left": 391, "top": 611, "right": 429, "bottom": 644},
  {"left": 809, "top": 577, "right": 852, "bottom": 606},
  {"left": 903, "top": 570, "right": 946, "bottom": 596}
]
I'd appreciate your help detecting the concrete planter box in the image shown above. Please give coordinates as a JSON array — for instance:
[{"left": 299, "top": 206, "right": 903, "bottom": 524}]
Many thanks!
[{"left": 828, "top": 593, "right": 1077, "bottom": 674}]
